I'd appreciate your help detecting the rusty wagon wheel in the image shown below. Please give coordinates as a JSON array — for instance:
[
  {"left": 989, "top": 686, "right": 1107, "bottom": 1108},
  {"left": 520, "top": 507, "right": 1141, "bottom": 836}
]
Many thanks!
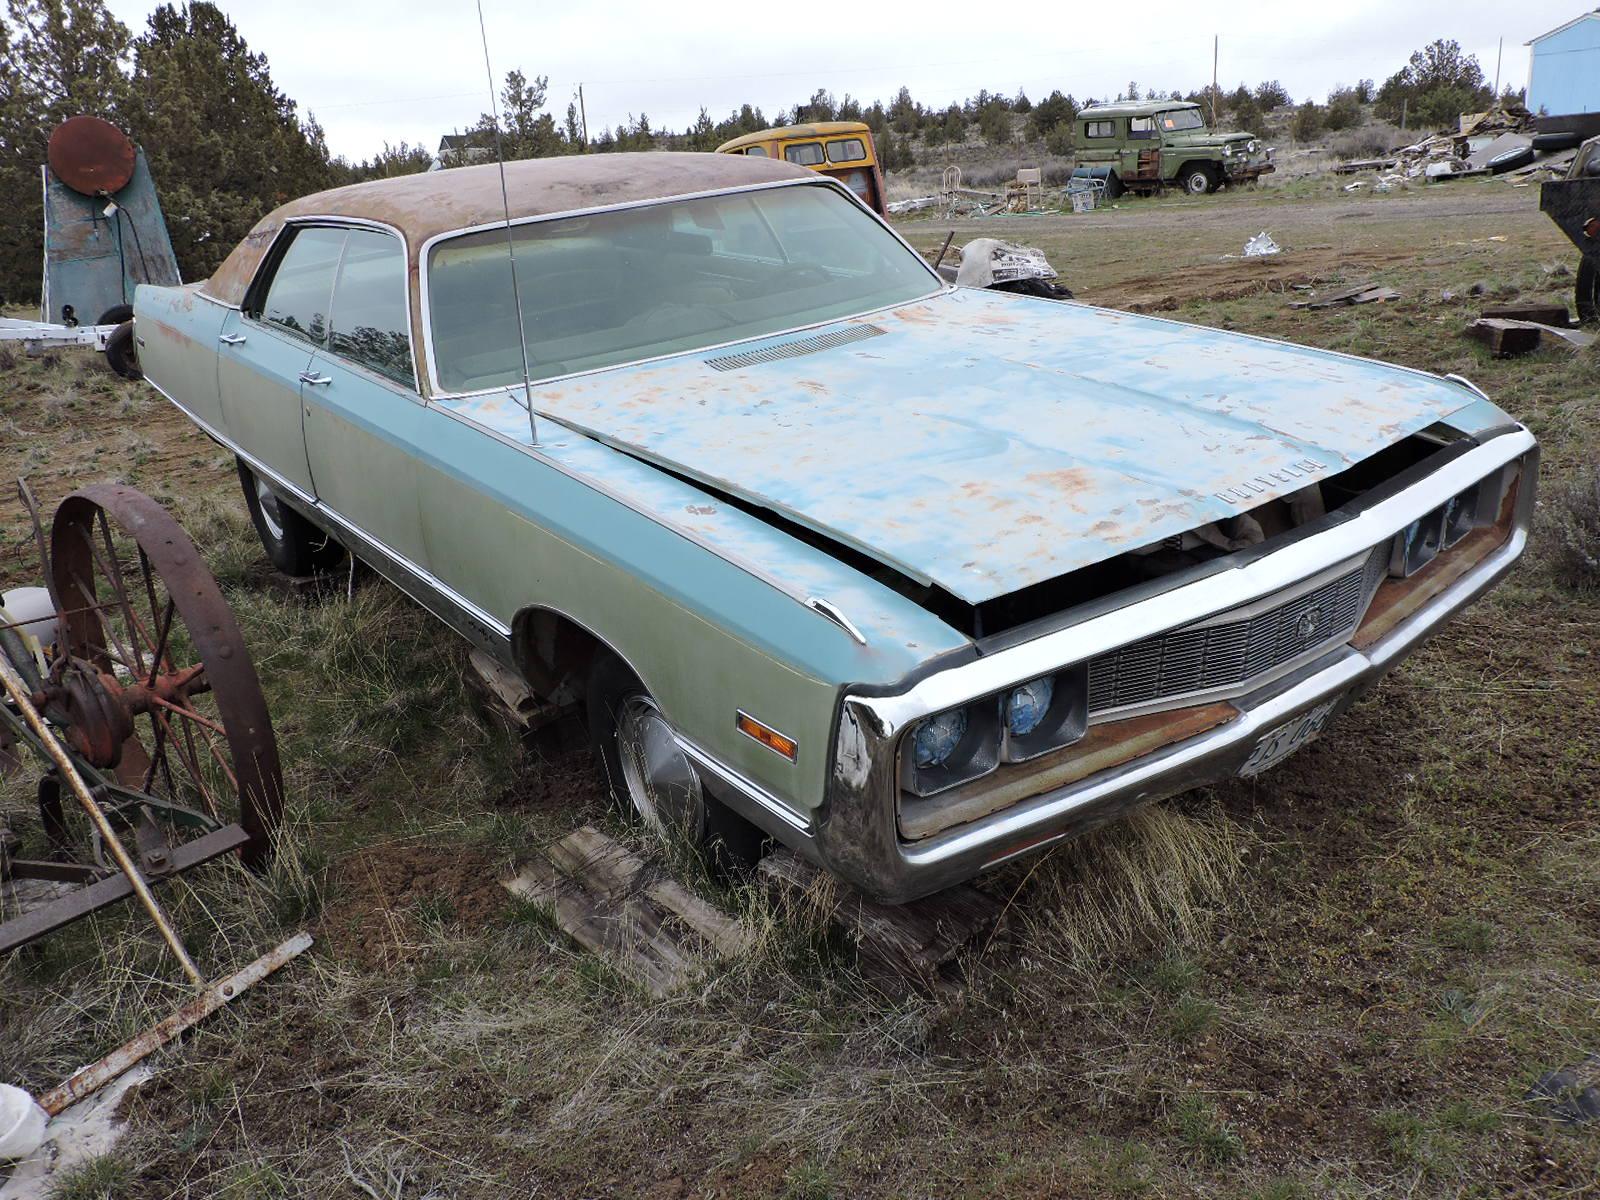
[{"left": 46, "top": 485, "right": 283, "bottom": 869}]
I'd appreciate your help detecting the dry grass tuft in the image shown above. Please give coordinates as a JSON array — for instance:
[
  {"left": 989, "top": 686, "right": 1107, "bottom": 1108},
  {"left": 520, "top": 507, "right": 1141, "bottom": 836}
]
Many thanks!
[
  {"left": 1543, "top": 464, "right": 1600, "bottom": 592},
  {"left": 1012, "top": 800, "right": 1253, "bottom": 968}
]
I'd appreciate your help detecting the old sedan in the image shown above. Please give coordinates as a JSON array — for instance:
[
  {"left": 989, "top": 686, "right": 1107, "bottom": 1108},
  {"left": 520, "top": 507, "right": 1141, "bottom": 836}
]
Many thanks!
[{"left": 134, "top": 153, "right": 1536, "bottom": 903}]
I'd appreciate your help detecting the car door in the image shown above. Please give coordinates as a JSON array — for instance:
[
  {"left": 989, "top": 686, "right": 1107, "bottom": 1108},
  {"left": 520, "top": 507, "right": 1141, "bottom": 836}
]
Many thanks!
[
  {"left": 218, "top": 225, "right": 347, "bottom": 500},
  {"left": 300, "top": 225, "right": 430, "bottom": 573}
]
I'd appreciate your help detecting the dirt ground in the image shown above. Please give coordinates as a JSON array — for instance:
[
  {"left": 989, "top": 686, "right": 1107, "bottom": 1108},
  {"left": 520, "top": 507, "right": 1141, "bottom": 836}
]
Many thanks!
[{"left": 3, "top": 176, "right": 1600, "bottom": 1199}]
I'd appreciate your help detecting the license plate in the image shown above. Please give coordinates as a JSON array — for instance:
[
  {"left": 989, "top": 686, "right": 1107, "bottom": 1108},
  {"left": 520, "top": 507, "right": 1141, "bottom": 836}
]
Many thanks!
[{"left": 1238, "top": 699, "right": 1340, "bottom": 777}]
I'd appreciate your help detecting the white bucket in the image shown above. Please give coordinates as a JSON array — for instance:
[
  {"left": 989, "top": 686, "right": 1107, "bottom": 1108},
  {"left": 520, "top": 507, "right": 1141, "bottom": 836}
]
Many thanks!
[{"left": 0, "top": 1085, "right": 48, "bottom": 1160}]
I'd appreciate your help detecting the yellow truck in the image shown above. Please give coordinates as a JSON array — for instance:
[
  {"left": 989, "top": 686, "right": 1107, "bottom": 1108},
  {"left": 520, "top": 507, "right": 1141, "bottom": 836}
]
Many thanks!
[{"left": 716, "top": 121, "right": 887, "bottom": 215}]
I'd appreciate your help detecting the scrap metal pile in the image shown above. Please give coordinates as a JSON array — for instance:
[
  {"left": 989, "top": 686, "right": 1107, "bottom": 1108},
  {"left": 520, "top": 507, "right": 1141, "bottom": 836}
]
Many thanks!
[{"left": 1336, "top": 103, "right": 1588, "bottom": 189}]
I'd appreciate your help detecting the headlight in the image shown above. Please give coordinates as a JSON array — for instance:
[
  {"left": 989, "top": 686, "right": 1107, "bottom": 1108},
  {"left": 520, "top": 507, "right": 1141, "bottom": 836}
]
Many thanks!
[
  {"left": 913, "top": 708, "right": 968, "bottom": 768},
  {"left": 1389, "top": 481, "right": 1485, "bottom": 577},
  {"left": 1002, "top": 665, "right": 1089, "bottom": 763},
  {"left": 902, "top": 702, "right": 999, "bottom": 797},
  {"left": 1005, "top": 677, "right": 1054, "bottom": 737},
  {"left": 1247, "top": 139, "right": 1259, "bottom": 154}
]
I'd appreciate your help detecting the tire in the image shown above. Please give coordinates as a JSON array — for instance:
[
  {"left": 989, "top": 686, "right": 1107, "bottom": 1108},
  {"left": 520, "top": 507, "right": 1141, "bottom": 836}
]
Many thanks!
[
  {"left": 1578, "top": 258, "right": 1599, "bottom": 326},
  {"left": 1487, "top": 145, "right": 1535, "bottom": 174},
  {"left": 1103, "top": 171, "right": 1125, "bottom": 199},
  {"left": 97, "top": 303, "right": 134, "bottom": 327},
  {"left": 236, "top": 458, "right": 344, "bottom": 577},
  {"left": 1531, "top": 131, "right": 1582, "bottom": 153},
  {"left": 104, "top": 320, "right": 141, "bottom": 380},
  {"left": 1178, "top": 164, "right": 1215, "bottom": 195},
  {"left": 586, "top": 651, "right": 765, "bottom": 870}
]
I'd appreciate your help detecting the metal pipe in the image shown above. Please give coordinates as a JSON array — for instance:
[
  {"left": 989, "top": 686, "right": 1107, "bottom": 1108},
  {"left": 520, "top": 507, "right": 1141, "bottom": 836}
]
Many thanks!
[{"left": 0, "top": 648, "right": 203, "bottom": 985}]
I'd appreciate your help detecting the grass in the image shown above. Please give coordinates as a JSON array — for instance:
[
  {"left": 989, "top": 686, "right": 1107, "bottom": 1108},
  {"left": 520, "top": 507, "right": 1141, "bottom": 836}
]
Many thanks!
[{"left": 3, "top": 180, "right": 1600, "bottom": 1196}]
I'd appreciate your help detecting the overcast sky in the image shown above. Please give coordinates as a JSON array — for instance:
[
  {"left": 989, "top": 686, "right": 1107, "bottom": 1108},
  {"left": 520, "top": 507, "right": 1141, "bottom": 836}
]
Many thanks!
[{"left": 103, "top": 0, "right": 1586, "bottom": 160}]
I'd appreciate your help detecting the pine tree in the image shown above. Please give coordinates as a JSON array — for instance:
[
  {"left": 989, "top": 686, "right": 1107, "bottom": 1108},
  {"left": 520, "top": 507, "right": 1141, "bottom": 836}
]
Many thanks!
[
  {"left": 0, "top": 0, "right": 132, "bottom": 303},
  {"left": 123, "top": 2, "right": 336, "bottom": 280}
]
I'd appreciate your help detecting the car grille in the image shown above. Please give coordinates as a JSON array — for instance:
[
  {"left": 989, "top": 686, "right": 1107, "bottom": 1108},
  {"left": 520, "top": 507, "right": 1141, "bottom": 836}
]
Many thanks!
[{"left": 1087, "top": 555, "right": 1379, "bottom": 715}]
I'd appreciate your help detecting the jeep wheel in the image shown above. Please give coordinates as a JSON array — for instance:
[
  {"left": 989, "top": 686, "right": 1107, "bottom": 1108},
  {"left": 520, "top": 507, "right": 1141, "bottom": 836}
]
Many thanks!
[
  {"left": 1578, "top": 258, "right": 1599, "bottom": 326},
  {"left": 1179, "top": 165, "right": 1215, "bottom": 195},
  {"left": 237, "top": 458, "right": 345, "bottom": 577},
  {"left": 587, "top": 651, "right": 765, "bottom": 868}
]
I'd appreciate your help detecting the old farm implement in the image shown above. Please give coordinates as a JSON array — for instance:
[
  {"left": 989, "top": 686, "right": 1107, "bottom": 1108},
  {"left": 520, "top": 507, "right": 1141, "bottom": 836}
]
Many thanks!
[
  {"left": 1541, "top": 135, "right": 1600, "bottom": 324},
  {"left": 0, "top": 483, "right": 281, "bottom": 966}
]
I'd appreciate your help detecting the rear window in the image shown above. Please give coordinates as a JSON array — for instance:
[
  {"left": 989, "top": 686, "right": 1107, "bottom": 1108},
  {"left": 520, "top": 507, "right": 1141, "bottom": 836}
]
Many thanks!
[
  {"left": 744, "top": 146, "right": 768, "bottom": 157},
  {"left": 826, "top": 138, "right": 867, "bottom": 163},
  {"left": 425, "top": 183, "right": 938, "bottom": 393},
  {"left": 784, "top": 142, "right": 825, "bottom": 166},
  {"left": 1084, "top": 120, "right": 1115, "bottom": 139}
]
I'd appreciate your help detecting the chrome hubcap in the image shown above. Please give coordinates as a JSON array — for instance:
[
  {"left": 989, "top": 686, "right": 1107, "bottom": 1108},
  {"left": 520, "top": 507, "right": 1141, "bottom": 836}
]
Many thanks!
[
  {"left": 254, "top": 476, "right": 285, "bottom": 542},
  {"left": 1187, "top": 174, "right": 1207, "bottom": 194},
  {"left": 615, "top": 695, "right": 704, "bottom": 840}
]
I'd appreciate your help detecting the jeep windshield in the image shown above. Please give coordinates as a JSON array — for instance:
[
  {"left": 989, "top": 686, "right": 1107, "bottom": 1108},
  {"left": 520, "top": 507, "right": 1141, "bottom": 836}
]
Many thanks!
[
  {"left": 425, "top": 181, "right": 939, "bottom": 393},
  {"left": 1160, "top": 109, "right": 1206, "bottom": 131}
]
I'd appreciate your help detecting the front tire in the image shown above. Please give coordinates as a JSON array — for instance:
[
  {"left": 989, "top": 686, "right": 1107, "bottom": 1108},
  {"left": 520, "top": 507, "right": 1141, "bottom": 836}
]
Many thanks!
[
  {"left": 1179, "top": 165, "right": 1215, "bottom": 195},
  {"left": 237, "top": 459, "right": 344, "bottom": 577},
  {"left": 586, "top": 651, "right": 764, "bottom": 868}
]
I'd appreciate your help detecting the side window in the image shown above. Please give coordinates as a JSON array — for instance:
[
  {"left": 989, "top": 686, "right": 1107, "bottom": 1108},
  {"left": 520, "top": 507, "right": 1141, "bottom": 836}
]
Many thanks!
[
  {"left": 826, "top": 138, "right": 866, "bottom": 163},
  {"left": 744, "top": 145, "right": 768, "bottom": 157},
  {"left": 1084, "top": 120, "right": 1115, "bottom": 139},
  {"left": 328, "top": 228, "right": 414, "bottom": 387},
  {"left": 784, "top": 142, "right": 825, "bottom": 166},
  {"left": 1129, "top": 116, "right": 1156, "bottom": 140},
  {"left": 256, "top": 226, "right": 346, "bottom": 342}
]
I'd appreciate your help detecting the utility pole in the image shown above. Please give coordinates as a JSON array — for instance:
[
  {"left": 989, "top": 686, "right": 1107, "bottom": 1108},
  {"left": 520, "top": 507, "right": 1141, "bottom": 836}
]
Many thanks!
[
  {"left": 1211, "top": 35, "right": 1219, "bottom": 126},
  {"left": 578, "top": 83, "right": 589, "bottom": 150},
  {"left": 1493, "top": 37, "right": 1503, "bottom": 101}
]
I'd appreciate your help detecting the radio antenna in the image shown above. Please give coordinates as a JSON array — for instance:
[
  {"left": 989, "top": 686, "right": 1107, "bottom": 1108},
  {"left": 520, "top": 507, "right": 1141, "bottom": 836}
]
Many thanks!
[{"left": 475, "top": 0, "right": 537, "bottom": 445}]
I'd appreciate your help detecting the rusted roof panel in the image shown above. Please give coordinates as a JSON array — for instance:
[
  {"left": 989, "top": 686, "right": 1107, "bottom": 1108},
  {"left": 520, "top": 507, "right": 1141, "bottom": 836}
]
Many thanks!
[
  {"left": 201, "top": 152, "right": 813, "bottom": 308},
  {"left": 440, "top": 287, "right": 1477, "bottom": 606}
]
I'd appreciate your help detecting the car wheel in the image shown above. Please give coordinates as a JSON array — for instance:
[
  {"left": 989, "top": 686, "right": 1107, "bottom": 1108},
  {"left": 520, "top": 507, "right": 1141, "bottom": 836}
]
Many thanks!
[
  {"left": 96, "top": 303, "right": 134, "bottom": 327},
  {"left": 1531, "top": 131, "right": 1582, "bottom": 153},
  {"left": 236, "top": 458, "right": 344, "bottom": 577},
  {"left": 104, "top": 320, "right": 141, "bottom": 380},
  {"left": 1579, "top": 258, "right": 1599, "bottom": 326},
  {"left": 587, "top": 651, "right": 765, "bottom": 868},
  {"left": 1179, "top": 165, "right": 1214, "bottom": 195},
  {"left": 1103, "top": 171, "right": 1125, "bottom": 199},
  {"left": 1487, "top": 145, "right": 1535, "bottom": 174}
]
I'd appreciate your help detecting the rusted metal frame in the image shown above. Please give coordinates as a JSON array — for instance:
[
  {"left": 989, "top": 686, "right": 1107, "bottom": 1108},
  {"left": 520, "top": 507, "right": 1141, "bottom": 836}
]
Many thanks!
[
  {"left": 0, "top": 826, "right": 247, "bottom": 955},
  {"left": 82, "top": 514, "right": 150, "bottom": 678},
  {"left": 0, "top": 598, "right": 125, "bottom": 636},
  {"left": 52, "top": 486, "right": 283, "bottom": 867},
  {"left": 38, "top": 930, "right": 312, "bottom": 1116},
  {"left": 0, "top": 648, "right": 202, "bottom": 981}
]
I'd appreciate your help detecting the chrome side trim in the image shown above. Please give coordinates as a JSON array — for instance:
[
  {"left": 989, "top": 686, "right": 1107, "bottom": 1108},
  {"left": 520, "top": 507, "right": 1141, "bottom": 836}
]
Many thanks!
[
  {"left": 805, "top": 596, "right": 867, "bottom": 645},
  {"left": 416, "top": 176, "right": 945, "bottom": 400},
  {"left": 676, "top": 732, "right": 812, "bottom": 834}
]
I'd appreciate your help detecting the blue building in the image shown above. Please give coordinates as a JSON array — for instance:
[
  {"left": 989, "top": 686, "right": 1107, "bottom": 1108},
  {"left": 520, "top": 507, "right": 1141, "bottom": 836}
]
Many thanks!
[{"left": 1527, "top": 10, "right": 1600, "bottom": 117}]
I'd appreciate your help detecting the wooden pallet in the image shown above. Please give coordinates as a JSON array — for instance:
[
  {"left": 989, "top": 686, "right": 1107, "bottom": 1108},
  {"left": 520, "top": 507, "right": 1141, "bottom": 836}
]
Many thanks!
[{"left": 502, "top": 826, "right": 752, "bottom": 997}]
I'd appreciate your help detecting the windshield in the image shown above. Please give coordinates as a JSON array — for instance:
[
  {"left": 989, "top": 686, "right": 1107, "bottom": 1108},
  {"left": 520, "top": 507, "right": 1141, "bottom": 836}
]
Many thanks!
[
  {"left": 425, "top": 182, "right": 937, "bottom": 392},
  {"left": 1160, "top": 109, "right": 1206, "bottom": 132}
]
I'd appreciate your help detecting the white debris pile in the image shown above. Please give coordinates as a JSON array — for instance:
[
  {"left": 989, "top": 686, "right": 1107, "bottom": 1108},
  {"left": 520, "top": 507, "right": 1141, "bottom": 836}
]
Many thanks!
[{"left": 1243, "top": 231, "right": 1281, "bottom": 257}]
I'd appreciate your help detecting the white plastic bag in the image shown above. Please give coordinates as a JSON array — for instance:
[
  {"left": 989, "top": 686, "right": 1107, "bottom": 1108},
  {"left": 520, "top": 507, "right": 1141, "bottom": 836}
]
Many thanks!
[
  {"left": 0, "top": 1085, "right": 47, "bottom": 1160},
  {"left": 1243, "top": 231, "right": 1281, "bottom": 257}
]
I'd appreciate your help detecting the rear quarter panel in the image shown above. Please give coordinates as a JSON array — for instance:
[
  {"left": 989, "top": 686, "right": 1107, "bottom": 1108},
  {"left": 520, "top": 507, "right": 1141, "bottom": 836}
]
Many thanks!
[{"left": 133, "top": 283, "right": 227, "bottom": 432}]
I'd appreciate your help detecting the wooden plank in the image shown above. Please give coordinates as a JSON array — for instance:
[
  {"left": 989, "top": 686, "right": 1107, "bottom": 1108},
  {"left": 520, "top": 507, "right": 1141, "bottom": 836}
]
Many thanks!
[
  {"left": 502, "top": 826, "right": 751, "bottom": 998},
  {"left": 1480, "top": 301, "right": 1571, "bottom": 327},
  {"left": 1465, "top": 318, "right": 1542, "bottom": 356},
  {"left": 757, "top": 851, "right": 1005, "bottom": 985}
]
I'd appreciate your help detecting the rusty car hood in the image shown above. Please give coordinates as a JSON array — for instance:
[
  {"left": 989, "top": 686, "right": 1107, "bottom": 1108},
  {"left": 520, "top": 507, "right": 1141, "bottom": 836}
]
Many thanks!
[{"left": 441, "top": 287, "right": 1476, "bottom": 605}]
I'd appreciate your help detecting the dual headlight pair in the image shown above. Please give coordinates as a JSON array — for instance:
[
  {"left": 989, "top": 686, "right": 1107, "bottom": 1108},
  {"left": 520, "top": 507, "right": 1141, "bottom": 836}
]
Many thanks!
[
  {"left": 1389, "top": 480, "right": 1482, "bottom": 577},
  {"left": 902, "top": 664, "right": 1089, "bottom": 798}
]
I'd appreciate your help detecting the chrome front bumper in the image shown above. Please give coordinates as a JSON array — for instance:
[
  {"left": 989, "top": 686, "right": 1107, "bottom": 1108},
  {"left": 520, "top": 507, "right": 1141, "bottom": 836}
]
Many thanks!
[{"left": 812, "top": 428, "right": 1537, "bottom": 903}]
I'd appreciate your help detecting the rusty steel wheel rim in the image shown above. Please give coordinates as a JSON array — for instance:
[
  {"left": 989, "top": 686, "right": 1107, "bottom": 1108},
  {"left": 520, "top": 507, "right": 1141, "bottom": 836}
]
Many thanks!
[{"left": 48, "top": 485, "right": 283, "bottom": 868}]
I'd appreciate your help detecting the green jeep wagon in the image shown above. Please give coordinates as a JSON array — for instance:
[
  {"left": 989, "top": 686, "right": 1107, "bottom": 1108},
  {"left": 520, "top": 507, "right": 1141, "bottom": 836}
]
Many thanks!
[{"left": 1073, "top": 100, "right": 1274, "bottom": 196}]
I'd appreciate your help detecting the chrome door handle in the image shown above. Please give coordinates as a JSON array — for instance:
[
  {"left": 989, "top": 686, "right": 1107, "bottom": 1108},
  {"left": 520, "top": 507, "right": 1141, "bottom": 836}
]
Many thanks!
[
  {"left": 298, "top": 372, "right": 333, "bottom": 386},
  {"left": 218, "top": 333, "right": 246, "bottom": 345}
]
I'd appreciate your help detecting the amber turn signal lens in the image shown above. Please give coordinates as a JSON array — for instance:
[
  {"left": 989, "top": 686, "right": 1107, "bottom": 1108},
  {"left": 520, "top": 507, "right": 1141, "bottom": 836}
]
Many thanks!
[{"left": 736, "top": 710, "right": 798, "bottom": 762}]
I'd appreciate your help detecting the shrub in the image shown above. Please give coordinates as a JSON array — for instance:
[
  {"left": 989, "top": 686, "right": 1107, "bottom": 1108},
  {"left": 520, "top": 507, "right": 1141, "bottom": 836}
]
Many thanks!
[
  {"left": 1043, "top": 122, "right": 1075, "bottom": 157},
  {"left": 1547, "top": 464, "right": 1600, "bottom": 591},
  {"left": 1291, "top": 101, "right": 1324, "bottom": 142}
]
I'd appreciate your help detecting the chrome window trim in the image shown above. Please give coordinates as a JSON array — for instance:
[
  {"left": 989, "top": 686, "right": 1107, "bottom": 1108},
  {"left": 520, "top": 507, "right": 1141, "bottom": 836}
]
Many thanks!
[
  {"left": 416, "top": 175, "right": 946, "bottom": 401},
  {"left": 850, "top": 428, "right": 1536, "bottom": 738},
  {"left": 233, "top": 215, "right": 421, "bottom": 396}
]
